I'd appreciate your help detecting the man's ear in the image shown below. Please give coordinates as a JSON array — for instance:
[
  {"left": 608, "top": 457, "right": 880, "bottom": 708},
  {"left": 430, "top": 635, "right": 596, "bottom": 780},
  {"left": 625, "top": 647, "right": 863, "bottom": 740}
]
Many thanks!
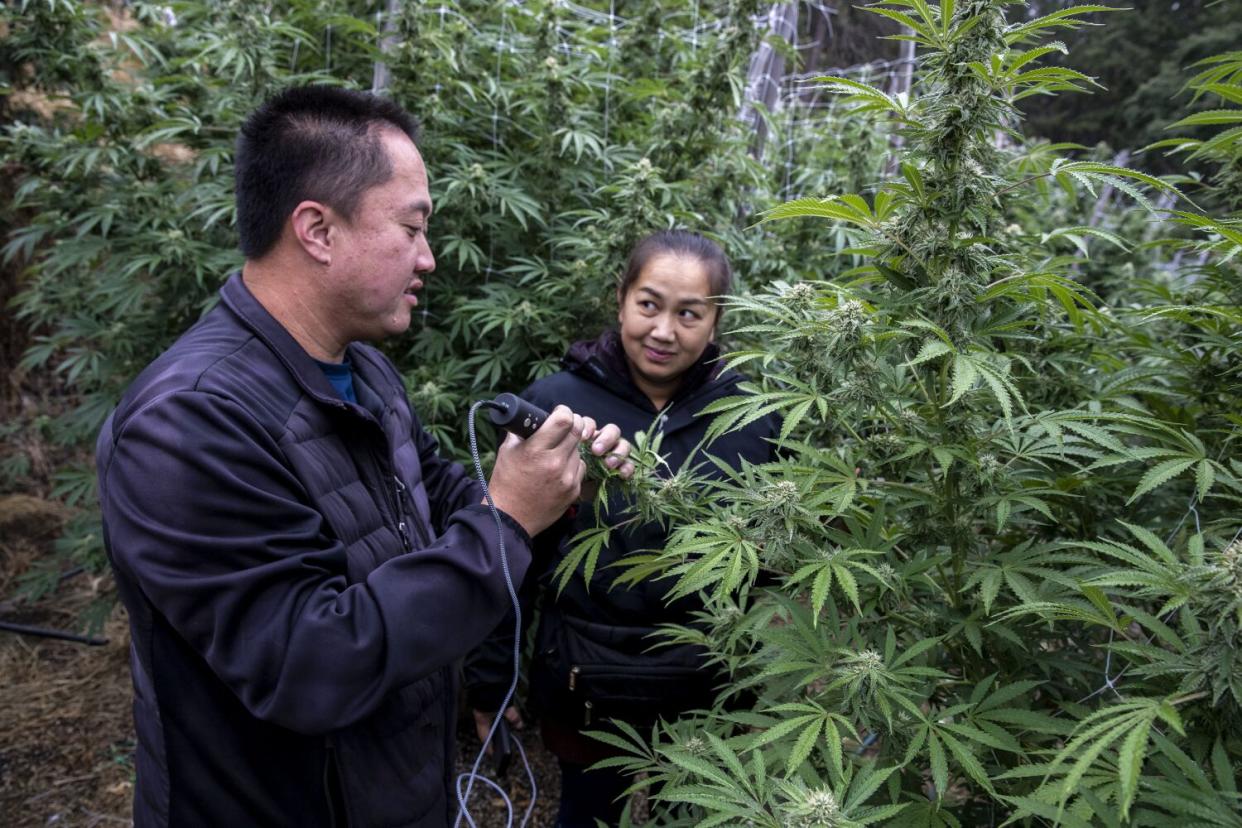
[{"left": 290, "top": 200, "right": 334, "bottom": 265}]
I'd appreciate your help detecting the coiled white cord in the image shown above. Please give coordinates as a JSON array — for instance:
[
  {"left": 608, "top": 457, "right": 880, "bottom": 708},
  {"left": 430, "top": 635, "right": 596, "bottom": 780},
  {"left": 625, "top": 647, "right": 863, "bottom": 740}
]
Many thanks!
[{"left": 454, "top": 400, "right": 538, "bottom": 828}]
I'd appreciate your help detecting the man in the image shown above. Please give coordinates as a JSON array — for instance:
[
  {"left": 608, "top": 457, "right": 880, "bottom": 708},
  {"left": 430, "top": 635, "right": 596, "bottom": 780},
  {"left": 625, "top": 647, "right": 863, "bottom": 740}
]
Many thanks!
[{"left": 96, "top": 85, "right": 633, "bottom": 827}]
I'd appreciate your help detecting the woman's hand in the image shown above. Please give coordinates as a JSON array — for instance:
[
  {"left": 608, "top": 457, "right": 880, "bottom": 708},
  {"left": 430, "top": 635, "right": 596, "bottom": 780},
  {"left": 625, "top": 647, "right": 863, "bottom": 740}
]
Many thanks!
[{"left": 580, "top": 419, "right": 636, "bottom": 480}]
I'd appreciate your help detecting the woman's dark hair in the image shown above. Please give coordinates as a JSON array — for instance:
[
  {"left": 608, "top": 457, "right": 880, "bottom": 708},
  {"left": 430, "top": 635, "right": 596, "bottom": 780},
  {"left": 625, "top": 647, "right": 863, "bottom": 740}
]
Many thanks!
[
  {"left": 234, "top": 85, "right": 420, "bottom": 260},
  {"left": 617, "top": 230, "right": 733, "bottom": 316}
]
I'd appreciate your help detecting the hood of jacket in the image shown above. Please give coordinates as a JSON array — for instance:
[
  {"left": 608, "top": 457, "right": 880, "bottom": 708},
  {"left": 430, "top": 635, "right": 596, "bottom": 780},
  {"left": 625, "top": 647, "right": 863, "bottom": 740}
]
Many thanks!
[{"left": 560, "top": 328, "right": 733, "bottom": 416}]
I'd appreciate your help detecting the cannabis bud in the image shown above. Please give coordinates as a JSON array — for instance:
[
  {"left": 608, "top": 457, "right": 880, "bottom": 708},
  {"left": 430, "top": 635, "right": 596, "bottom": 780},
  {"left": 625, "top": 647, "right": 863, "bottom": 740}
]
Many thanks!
[
  {"left": 785, "top": 282, "right": 819, "bottom": 310},
  {"left": 826, "top": 299, "right": 866, "bottom": 337},
  {"left": 853, "top": 649, "right": 884, "bottom": 671},
  {"left": 836, "top": 649, "right": 886, "bottom": 691},
  {"left": 682, "top": 735, "right": 708, "bottom": 756},
  {"left": 870, "top": 432, "right": 904, "bottom": 455},
  {"left": 766, "top": 480, "right": 799, "bottom": 507},
  {"left": 801, "top": 788, "right": 842, "bottom": 825},
  {"left": 780, "top": 782, "right": 846, "bottom": 828},
  {"left": 1213, "top": 539, "right": 1242, "bottom": 597}
]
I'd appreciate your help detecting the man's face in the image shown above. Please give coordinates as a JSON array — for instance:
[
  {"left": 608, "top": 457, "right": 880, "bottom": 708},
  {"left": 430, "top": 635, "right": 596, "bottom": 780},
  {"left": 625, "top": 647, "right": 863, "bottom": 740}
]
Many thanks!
[{"left": 327, "top": 129, "right": 436, "bottom": 343}]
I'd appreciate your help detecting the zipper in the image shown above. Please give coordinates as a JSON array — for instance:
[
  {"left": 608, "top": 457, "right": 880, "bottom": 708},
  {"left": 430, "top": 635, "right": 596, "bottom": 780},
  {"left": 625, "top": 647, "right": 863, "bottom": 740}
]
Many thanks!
[
  {"left": 391, "top": 474, "right": 434, "bottom": 549},
  {"left": 367, "top": 447, "right": 409, "bottom": 552},
  {"left": 569, "top": 665, "right": 580, "bottom": 692},
  {"left": 583, "top": 700, "right": 593, "bottom": 727},
  {"left": 332, "top": 374, "right": 422, "bottom": 554},
  {"left": 392, "top": 476, "right": 412, "bottom": 551}
]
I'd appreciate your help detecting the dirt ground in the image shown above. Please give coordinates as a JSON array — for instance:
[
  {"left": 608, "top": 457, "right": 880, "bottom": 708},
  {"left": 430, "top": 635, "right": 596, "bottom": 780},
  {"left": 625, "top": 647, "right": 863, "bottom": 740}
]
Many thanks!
[
  {"left": 0, "top": 494, "right": 567, "bottom": 828},
  {"left": 0, "top": 495, "right": 134, "bottom": 827}
]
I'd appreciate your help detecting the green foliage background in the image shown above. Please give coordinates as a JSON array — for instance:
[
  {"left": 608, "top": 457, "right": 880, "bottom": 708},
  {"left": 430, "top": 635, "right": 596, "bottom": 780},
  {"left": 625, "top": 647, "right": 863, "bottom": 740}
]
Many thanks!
[
  {"left": 3, "top": 0, "right": 1242, "bottom": 825},
  {"left": 1, "top": 0, "right": 845, "bottom": 588},
  {"left": 1018, "top": 0, "right": 1242, "bottom": 175}
]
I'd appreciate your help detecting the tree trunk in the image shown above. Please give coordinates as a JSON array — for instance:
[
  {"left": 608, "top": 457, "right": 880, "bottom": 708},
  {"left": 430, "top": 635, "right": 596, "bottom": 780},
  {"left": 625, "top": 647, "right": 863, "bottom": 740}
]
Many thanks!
[
  {"left": 371, "top": 0, "right": 402, "bottom": 95},
  {"left": 739, "top": 2, "right": 800, "bottom": 161}
]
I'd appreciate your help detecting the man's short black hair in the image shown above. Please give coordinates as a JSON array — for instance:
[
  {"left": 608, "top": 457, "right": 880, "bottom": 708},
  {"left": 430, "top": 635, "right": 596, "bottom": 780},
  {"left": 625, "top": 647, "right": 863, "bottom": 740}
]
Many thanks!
[{"left": 234, "top": 85, "right": 420, "bottom": 260}]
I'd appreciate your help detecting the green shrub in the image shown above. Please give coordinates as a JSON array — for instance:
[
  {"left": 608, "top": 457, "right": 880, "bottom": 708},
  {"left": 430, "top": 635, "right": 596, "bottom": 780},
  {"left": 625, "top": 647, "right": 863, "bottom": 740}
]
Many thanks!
[
  {"left": 580, "top": 2, "right": 1242, "bottom": 825},
  {"left": 4, "top": 0, "right": 862, "bottom": 597}
]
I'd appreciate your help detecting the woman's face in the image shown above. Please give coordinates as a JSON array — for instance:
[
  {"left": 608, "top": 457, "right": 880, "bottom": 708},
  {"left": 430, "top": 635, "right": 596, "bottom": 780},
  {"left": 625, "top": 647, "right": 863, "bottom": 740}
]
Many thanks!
[{"left": 617, "top": 252, "right": 718, "bottom": 398}]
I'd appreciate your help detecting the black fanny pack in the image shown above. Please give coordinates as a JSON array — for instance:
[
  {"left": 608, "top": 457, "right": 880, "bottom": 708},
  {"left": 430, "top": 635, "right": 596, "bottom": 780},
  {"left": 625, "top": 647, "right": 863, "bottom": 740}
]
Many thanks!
[{"left": 530, "top": 612, "right": 719, "bottom": 729}]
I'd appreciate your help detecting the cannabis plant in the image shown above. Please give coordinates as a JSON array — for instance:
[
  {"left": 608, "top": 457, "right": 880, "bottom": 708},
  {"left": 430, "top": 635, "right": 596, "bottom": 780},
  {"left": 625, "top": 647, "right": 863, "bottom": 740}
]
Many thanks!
[{"left": 583, "top": 3, "right": 1242, "bottom": 825}]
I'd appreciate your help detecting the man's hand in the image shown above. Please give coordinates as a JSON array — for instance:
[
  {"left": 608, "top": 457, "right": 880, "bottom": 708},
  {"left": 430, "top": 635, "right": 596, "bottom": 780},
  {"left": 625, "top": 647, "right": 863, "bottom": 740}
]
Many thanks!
[
  {"left": 473, "top": 706, "right": 523, "bottom": 752},
  {"left": 488, "top": 405, "right": 634, "bottom": 536},
  {"left": 488, "top": 405, "right": 586, "bottom": 535}
]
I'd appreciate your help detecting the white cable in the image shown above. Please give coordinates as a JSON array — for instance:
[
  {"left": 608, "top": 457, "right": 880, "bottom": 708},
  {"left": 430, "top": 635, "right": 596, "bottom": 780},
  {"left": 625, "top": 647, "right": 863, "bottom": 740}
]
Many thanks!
[{"left": 454, "top": 401, "right": 538, "bottom": 828}]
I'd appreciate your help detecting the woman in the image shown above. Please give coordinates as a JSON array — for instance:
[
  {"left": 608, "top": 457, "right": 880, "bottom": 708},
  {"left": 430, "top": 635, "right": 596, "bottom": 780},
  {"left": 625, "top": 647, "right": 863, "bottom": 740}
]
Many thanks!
[{"left": 464, "top": 230, "right": 778, "bottom": 827}]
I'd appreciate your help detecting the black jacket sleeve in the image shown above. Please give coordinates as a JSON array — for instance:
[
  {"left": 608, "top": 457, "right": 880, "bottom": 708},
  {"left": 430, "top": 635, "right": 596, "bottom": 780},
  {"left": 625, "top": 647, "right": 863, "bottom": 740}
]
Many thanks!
[{"left": 98, "top": 389, "right": 531, "bottom": 735}]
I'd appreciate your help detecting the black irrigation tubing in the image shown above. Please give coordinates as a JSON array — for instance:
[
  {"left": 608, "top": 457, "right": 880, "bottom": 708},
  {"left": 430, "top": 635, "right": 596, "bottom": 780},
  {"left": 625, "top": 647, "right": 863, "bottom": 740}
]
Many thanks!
[
  {"left": 0, "top": 620, "right": 108, "bottom": 647},
  {"left": 0, "top": 567, "right": 102, "bottom": 646}
]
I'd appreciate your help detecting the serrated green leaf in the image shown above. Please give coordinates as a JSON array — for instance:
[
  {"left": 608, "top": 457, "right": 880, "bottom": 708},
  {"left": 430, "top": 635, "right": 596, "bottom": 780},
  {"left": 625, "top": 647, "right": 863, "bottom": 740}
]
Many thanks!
[
  {"left": 786, "top": 717, "right": 823, "bottom": 775},
  {"left": 1117, "top": 718, "right": 1152, "bottom": 819},
  {"left": 908, "top": 338, "right": 954, "bottom": 367},
  {"left": 1128, "top": 457, "right": 1196, "bottom": 504},
  {"left": 948, "top": 353, "right": 978, "bottom": 405},
  {"left": 811, "top": 564, "right": 833, "bottom": 622},
  {"left": 928, "top": 732, "right": 948, "bottom": 798}
]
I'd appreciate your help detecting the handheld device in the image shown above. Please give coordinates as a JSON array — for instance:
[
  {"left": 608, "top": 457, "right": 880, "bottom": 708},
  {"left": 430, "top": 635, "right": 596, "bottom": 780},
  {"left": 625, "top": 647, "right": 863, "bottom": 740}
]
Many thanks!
[{"left": 486, "top": 393, "right": 549, "bottom": 439}]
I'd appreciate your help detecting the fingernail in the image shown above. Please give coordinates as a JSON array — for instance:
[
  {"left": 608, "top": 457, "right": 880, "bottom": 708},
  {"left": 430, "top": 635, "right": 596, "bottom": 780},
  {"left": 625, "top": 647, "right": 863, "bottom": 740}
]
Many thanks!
[
  {"left": 605, "top": 456, "right": 619, "bottom": 467},
  {"left": 593, "top": 441, "right": 605, "bottom": 452}
]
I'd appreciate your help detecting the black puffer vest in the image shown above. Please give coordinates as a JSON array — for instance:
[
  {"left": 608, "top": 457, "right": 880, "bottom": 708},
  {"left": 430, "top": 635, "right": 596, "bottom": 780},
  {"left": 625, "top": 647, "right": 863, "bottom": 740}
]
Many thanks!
[{"left": 97, "top": 273, "right": 531, "bottom": 827}]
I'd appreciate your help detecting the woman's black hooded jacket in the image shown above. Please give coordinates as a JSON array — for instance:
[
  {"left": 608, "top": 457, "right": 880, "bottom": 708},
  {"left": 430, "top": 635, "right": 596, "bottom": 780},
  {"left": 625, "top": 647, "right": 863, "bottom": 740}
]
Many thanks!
[{"left": 463, "top": 330, "right": 778, "bottom": 731}]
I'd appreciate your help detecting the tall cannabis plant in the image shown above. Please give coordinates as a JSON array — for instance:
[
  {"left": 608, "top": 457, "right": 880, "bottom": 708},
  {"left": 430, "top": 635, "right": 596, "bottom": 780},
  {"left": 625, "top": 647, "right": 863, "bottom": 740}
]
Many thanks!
[{"left": 590, "top": 2, "right": 1242, "bottom": 825}]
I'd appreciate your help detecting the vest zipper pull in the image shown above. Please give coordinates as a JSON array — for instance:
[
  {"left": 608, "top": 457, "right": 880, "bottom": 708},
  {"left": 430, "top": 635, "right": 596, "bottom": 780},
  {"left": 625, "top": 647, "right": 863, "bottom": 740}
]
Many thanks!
[
  {"left": 569, "top": 665, "right": 579, "bottom": 691},
  {"left": 393, "top": 477, "right": 412, "bottom": 550}
]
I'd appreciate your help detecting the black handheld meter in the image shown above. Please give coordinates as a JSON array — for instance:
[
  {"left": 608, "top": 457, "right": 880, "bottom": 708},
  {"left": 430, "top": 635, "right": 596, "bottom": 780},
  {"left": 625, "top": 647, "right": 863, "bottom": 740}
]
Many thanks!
[{"left": 487, "top": 393, "right": 548, "bottom": 439}]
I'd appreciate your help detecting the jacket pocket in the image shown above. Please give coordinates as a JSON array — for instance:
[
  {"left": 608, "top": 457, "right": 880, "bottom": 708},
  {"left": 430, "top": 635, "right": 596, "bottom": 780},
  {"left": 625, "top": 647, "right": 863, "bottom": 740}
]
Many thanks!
[
  {"left": 533, "top": 612, "right": 717, "bottom": 728},
  {"left": 569, "top": 662, "right": 713, "bottom": 726},
  {"left": 334, "top": 670, "right": 448, "bottom": 827}
]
